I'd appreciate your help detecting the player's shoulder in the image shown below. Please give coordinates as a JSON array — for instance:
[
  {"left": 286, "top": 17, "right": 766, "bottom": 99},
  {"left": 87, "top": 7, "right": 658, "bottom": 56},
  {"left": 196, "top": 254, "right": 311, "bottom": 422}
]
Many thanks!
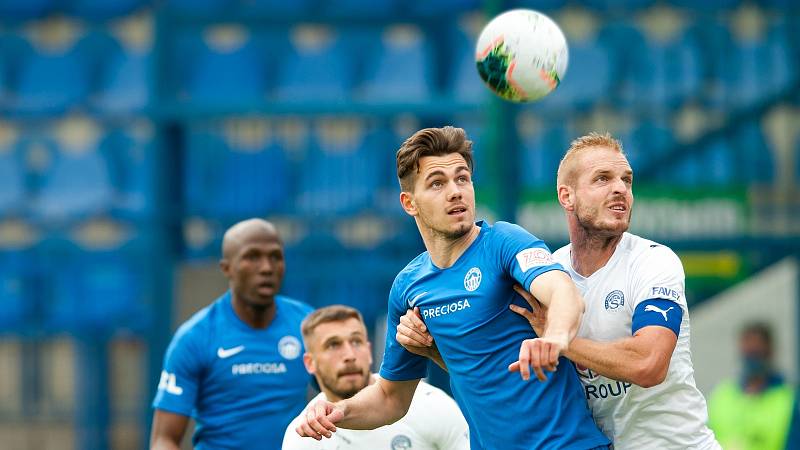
[
  {"left": 276, "top": 295, "right": 314, "bottom": 319},
  {"left": 490, "top": 220, "right": 539, "bottom": 241},
  {"left": 625, "top": 233, "right": 683, "bottom": 272},
  {"left": 413, "top": 379, "right": 453, "bottom": 401},
  {"left": 552, "top": 243, "right": 571, "bottom": 265},
  {"left": 172, "top": 301, "right": 215, "bottom": 344},
  {"left": 394, "top": 251, "right": 430, "bottom": 285}
]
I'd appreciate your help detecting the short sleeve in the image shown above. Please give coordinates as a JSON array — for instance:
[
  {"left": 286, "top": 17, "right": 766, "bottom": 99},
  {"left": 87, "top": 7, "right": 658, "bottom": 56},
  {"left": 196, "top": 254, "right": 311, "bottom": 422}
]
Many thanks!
[
  {"left": 630, "top": 245, "right": 687, "bottom": 310},
  {"left": 378, "top": 280, "right": 428, "bottom": 381},
  {"left": 493, "top": 222, "right": 565, "bottom": 291},
  {"left": 152, "top": 327, "right": 204, "bottom": 416}
]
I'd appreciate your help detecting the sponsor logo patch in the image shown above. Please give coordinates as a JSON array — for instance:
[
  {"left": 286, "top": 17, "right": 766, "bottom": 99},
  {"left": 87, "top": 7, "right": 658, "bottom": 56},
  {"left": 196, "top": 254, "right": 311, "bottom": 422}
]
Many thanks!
[{"left": 515, "top": 248, "right": 554, "bottom": 272}]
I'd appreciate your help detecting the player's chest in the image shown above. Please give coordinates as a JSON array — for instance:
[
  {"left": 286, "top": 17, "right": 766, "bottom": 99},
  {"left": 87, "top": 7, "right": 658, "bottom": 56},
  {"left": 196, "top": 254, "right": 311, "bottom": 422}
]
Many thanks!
[
  {"left": 334, "top": 425, "right": 435, "bottom": 450},
  {"left": 207, "top": 333, "right": 307, "bottom": 387},
  {"left": 408, "top": 265, "right": 507, "bottom": 329},
  {"left": 576, "top": 275, "right": 633, "bottom": 340}
]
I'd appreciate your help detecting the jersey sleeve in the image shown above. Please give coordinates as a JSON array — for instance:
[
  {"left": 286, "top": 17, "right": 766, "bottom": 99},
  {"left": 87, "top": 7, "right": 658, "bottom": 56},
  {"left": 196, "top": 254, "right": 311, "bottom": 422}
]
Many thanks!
[
  {"left": 493, "top": 222, "right": 565, "bottom": 291},
  {"left": 409, "top": 384, "right": 470, "bottom": 449},
  {"left": 151, "top": 326, "right": 204, "bottom": 416},
  {"left": 378, "top": 279, "right": 428, "bottom": 381},
  {"left": 629, "top": 245, "right": 687, "bottom": 336}
]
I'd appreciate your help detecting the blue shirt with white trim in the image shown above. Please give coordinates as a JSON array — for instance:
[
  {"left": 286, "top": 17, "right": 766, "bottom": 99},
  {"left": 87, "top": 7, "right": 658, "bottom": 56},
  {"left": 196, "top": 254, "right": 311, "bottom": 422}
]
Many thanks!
[
  {"left": 380, "top": 221, "right": 609, "bottom": 450},
  {"left": 152, "top": 291, "right": 313, "bottom": 449}
]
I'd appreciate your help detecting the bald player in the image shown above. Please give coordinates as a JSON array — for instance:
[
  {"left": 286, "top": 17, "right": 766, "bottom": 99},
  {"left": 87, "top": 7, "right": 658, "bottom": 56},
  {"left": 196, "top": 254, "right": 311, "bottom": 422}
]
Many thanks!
[{"left": 150, "top": 218, "right": 313, "bottom": 450}]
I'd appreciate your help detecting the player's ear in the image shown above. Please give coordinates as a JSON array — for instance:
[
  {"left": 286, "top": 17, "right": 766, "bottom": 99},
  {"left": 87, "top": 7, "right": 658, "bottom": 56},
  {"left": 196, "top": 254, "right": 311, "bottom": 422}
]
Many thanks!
[
  {"left": 303, "top": 352, "right": 316, "bottom": 375},
  {"left": 366, "top": 342, "right": 373, "bottom": 366},
  {"left": 399, "top": 191, "right": 418, "bottom": 217},
  {"left": 219, "top": 258, "right": 231, "bottom": 277},
  {"left": 557, "top": 184, "right": 575, "bottom": 211}
]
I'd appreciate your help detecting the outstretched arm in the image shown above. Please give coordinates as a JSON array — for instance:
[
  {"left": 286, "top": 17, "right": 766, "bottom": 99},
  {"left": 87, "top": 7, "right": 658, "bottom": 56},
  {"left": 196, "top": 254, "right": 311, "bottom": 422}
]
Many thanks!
[
  {"left": 510, "top": 284, "right": 677, "bottom": 387},
  {"left": 297, "top": 378, "right": 420, "bottom": 439}
]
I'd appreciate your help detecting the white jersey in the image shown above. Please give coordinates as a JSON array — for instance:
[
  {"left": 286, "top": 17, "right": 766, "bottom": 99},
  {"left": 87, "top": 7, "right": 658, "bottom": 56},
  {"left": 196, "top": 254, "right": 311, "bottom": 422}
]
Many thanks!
[
  {"left": 282, "top": 378, "right": 469, "bottom": 450},
  {"left": 554, "top": 232, "right": 719, "bottom": 450}
]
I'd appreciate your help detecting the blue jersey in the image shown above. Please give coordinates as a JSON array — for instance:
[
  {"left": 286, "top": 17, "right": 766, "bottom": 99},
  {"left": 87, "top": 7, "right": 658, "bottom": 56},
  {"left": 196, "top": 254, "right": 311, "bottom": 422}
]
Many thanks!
[
  {"left": 380, "top": 221, "right": 609, "bottom": 450},
  {"left": 153, "top": 291, "right": 313, "bottom": 449}
]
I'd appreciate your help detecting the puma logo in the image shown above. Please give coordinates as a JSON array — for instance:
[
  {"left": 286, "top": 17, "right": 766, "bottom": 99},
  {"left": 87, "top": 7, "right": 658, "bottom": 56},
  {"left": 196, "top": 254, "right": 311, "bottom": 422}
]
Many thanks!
[{"left": 644, "top": 305, "right": 674, "bottom": 321}]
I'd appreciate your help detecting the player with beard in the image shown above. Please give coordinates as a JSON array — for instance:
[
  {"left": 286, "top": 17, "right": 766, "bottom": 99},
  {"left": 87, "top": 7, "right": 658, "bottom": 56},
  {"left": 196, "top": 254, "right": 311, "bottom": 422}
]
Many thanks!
[
  {"left": 151, "top": 219, "right": 313, "bottom": 450},
  {"left": 295, "top": 126, "right": 609, "bottom": 450},
  {"left": 397, "top": 133, "right": 721, "bottom": 449},
  {"left": 282, "top": 305, "right": 469, "bottom": 449}
]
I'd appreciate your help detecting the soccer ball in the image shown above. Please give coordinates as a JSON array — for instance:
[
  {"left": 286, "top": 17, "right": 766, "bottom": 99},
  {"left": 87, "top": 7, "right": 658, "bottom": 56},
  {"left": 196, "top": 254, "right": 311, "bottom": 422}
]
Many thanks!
[{"left": 475, "top": 9, "right": 569, "bottom": 102}]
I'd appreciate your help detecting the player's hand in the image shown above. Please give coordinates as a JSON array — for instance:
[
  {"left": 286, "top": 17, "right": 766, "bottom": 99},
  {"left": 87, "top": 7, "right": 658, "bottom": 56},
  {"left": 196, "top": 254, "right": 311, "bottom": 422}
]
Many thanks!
[
  {"left": 396, "top": 307, "right": 437, "bottom": 357},
  {"left": 508, "top": 333, "right": 568, "bottom": 382},
  {"left": 509, "top": 284, "right": 547, "bottom": 337},
  {"left": 295, "top": 399, "right": 345, "bottom": 440}
]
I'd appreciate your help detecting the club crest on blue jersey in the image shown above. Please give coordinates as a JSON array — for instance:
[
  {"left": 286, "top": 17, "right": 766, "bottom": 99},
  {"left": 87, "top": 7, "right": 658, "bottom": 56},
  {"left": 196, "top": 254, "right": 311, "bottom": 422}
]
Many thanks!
[
  {"left": 278, "top": 336, "right": 301, "bottom": 360},
  {"left": 391, "top": 434, "right": 412, "bottom": 450},
  {"left": 604, "top": 290, "right": 625, "bottom": 311},
  {"left": 464, "top": 267, "right": 482, "bottom": 291}
]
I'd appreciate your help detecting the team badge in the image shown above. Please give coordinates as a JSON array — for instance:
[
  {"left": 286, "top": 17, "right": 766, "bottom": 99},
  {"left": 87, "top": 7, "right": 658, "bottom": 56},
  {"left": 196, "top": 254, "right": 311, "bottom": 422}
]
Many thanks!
[
  {"left": 278, "top": 336, "right": 301, "bottom": 360},
  {"left": 391, "top": 435, "right": 412, "bottom": 450},
  {"left": 464, "top": 267, "right": 482, "bottom": 291},
  {"left": 604, "top": 290, "right": 625, "bottom": 311}
]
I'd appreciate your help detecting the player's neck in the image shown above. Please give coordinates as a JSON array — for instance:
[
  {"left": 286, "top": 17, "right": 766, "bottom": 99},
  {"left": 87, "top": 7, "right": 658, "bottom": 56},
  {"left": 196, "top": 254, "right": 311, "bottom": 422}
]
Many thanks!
[
  {"left": 231, "top": 294, "right": 276, "bottom": 329},
  {"left": 569, "top": 228, "right": 622, "bottom": 278},
  {"left": 422, "top": 224, "right": 480, "bottom": 269}
]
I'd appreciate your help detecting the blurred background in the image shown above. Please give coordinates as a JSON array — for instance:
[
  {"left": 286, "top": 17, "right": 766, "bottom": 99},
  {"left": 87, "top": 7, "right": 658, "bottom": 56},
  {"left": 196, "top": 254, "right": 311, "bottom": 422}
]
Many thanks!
[{"left": 0, "top": 0, "right": 797, "bottom": 449}]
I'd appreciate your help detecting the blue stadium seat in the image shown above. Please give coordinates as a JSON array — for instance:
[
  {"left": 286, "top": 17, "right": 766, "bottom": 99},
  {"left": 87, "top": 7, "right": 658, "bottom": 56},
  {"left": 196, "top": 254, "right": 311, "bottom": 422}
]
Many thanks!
[
  {"left": 295, "top": 119, "right": 380, "bottom": 215},
  {"left": 580, "top": 0, "right": 656, "bottom": 11},
  {"left": 184, "top": 120, "right": 292, "bottom": 218},
  {"left": 32, "top": 119, "right": 113, "bottom": 222},
  {"left": 274, "top": 27, "right": 352, "bottom": 102},
  {"left": 409, "top": 0, "right": 481, "bottom": 16},
  {"left": 47, "top": 252, "right": 147, "bottom": 334},
  {"left": 322, "top": 0, "right": 396, "bottom": 18},
  {"left": 619, "top": 29, "right": 703, "bottom": 109},
  {"left": 699, "top": 138, "right": 736, "bottom": 186},
  {"left": 450, "top": 26, "right": 491, "bottom": 103},
  {"left": 12, "top": 32, "right": 93, "bottom": 114},
  {"left": 0, "top": 254, "right": 28, "bottom": 331},
  {"left": 102, "top": 121, "right": 156, "bottom": 219},
  {"left": 0, "top": 124, "right": 27, "bottom": 216},
  {"left": 186, "top": 26, "right": 267, "bottom": 106},
  {"left": 93, "top": 21, "right": 152, "bottom": 113},
  {"left": 624, "top": 120, "right": 675, "bottom": 178},
  {"left": 732, "top": 120, "right": 775, "bottom": 184},
  {"left": 246, "top": 0, "right": 314, "bottom": 16},
  {"left": 0, "top": 0, "right": 53, "bottom": 21},
  {"left": 537, "top": 37, "right": 612, "bottom": 110},
  {"left": 164, "top": 0, "right": 228, "bottom": 14},
  {"left": 67, "top": 0, "right": 144, "bottom": 20},
  {"left": 670, "top": 0, "right": 741, "bottom": 11},
  {"left": 513, "top": 0, "right": 568, "bottom": 11},
  {"left": 518, "top": 117, "right": 570, "bottom": 189},
  {"left": 358, "top": 27, "right": 433, "bottom": 102}
]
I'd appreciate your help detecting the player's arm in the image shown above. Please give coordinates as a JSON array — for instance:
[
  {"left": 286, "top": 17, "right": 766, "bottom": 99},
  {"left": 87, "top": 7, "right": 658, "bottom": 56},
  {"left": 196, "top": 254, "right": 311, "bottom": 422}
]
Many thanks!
[
  {"left": 150, "top": 410, "right": 190, "bottom": 450},
  {"left": 296, "top": 378, "right": 420, "bottom": 439},
  {"left": 565, "top": 325, "right": 677, "bottom": 388},
  {"left": 511, "top": 269, "right": 584, "bottom": 382}
]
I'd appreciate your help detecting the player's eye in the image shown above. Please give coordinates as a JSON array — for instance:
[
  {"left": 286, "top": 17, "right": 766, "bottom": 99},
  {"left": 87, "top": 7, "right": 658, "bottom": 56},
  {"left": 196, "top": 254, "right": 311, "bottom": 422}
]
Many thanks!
[
  {"left": 430, "top": 180, "right": 443, "bottom": 188},
  {"left": 327, "top": 341, "right": 341, "bottom": 350}
]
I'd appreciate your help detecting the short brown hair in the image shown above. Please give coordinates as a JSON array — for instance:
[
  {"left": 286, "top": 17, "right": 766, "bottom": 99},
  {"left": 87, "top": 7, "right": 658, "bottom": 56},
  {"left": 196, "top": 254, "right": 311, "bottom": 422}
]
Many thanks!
[
  {"left": 557, "top": 132, "right": 625, "bottom": 187},
  {"left": 396, "top": 126, "right": 474, "bottom": 192},
  {"left": 301, "top": 305, "right": 365, "bottom": 342}
]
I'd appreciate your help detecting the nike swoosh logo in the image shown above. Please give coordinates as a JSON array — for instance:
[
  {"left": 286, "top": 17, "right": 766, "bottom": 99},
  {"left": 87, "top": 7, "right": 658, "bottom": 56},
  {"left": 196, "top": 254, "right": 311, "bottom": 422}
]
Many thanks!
[
  {"left": 409, "top": 291, "right": 428, "bottom": 308},
  {"left": 217, "top": 345, "right": 245, "bottom": 358}
]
